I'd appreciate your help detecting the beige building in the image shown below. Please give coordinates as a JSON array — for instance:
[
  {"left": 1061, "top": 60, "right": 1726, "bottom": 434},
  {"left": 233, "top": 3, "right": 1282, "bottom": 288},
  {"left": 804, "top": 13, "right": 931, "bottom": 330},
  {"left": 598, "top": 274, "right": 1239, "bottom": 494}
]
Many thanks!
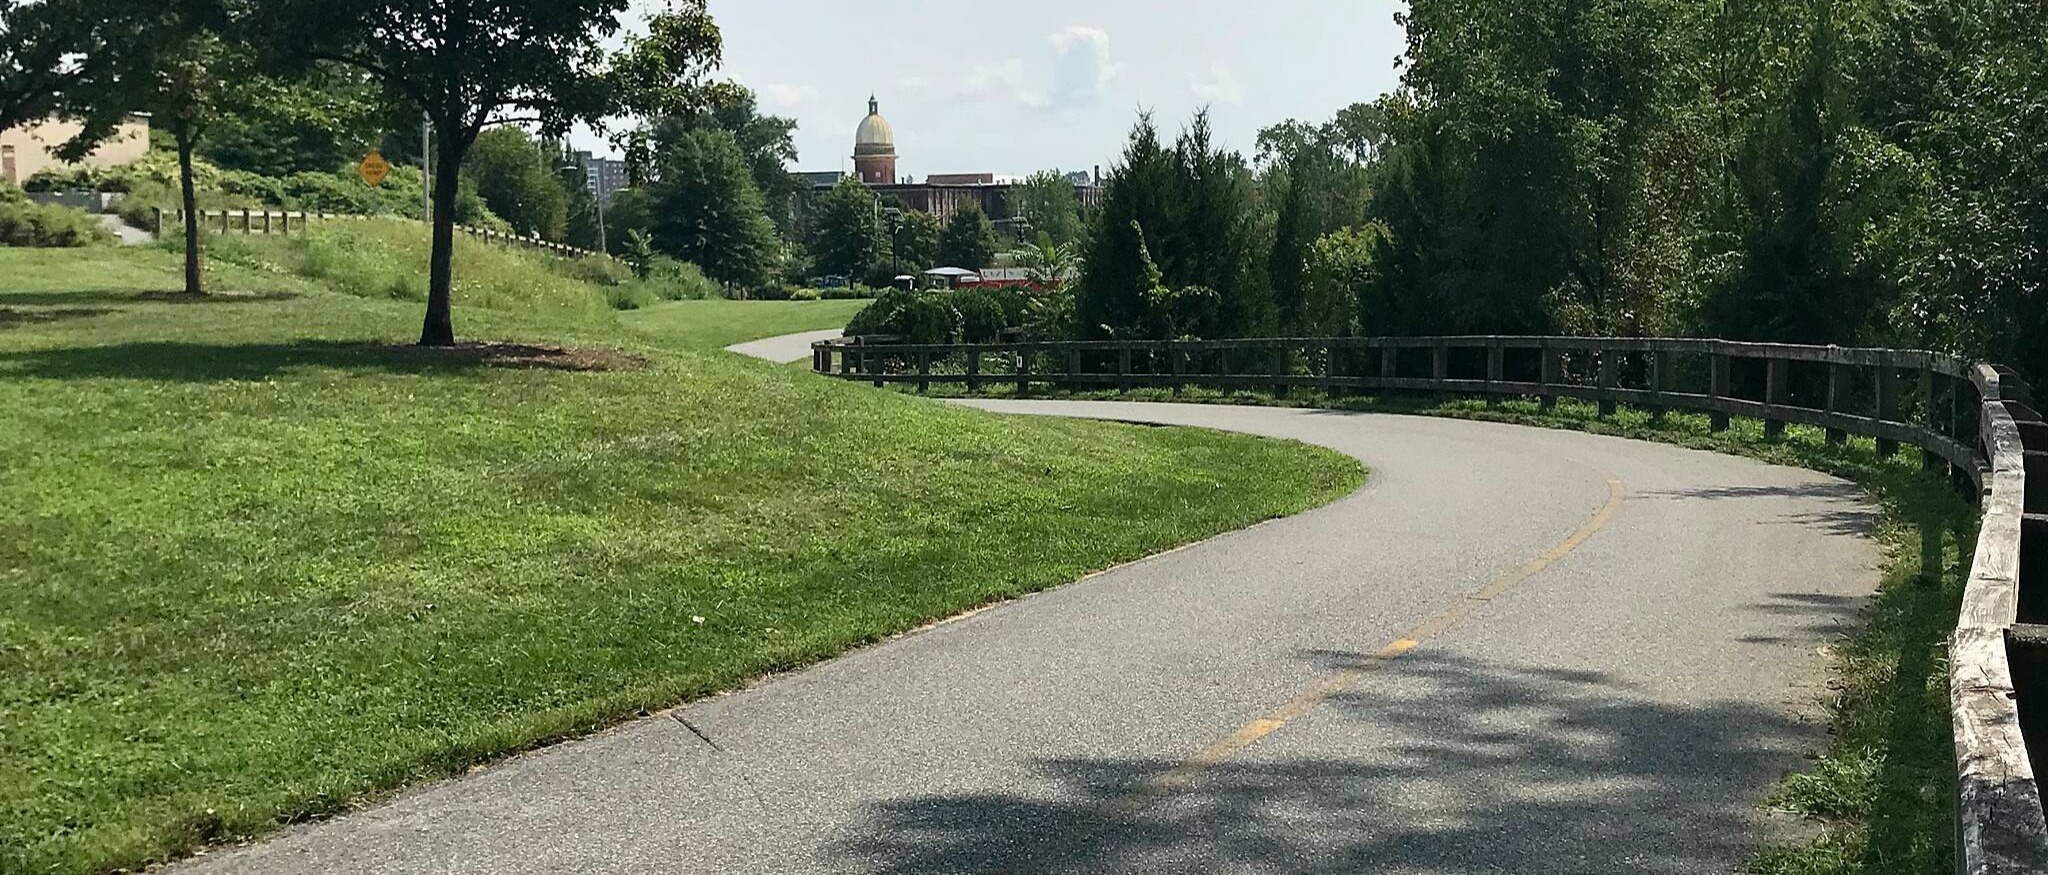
[{"left": 0, "top": 114, "right": 151, "bottom": 185}]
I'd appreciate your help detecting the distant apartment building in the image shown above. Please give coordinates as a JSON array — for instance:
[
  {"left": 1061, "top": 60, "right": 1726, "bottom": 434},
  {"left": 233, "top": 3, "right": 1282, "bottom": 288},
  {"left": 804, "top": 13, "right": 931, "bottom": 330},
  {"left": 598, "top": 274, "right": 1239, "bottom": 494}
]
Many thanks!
[
  {"left": 0, "top": 114, "right": 150, "bottom": 186},
  {"left": 572, "top": 150, "right": 629, "bottom": 203}
]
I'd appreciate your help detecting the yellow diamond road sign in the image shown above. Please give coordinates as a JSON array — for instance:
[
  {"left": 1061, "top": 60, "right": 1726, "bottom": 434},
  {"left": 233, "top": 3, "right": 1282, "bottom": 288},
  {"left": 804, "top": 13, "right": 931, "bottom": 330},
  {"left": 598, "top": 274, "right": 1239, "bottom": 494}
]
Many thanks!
[{"left": 358, "top": 150, "right": 391, "bottom": 187}]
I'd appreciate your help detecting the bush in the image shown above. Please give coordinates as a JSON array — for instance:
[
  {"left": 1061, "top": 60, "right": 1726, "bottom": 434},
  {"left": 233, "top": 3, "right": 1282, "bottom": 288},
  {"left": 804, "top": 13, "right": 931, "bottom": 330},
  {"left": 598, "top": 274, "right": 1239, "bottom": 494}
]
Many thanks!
[
  {"left": 846, "top": 289, "right": 962, "bottom": 344},
  {"left": 0, "top": 200, "right": 115, "bottom": 247},
  {"left": 789, "top": 287, "right": 821, "bottom": 301},
  {"left": 953, "top": 288, "right": 1012, "bottom": 342},
  {"left": 820, "top": 284, "right": 880, "bottom": 300}
]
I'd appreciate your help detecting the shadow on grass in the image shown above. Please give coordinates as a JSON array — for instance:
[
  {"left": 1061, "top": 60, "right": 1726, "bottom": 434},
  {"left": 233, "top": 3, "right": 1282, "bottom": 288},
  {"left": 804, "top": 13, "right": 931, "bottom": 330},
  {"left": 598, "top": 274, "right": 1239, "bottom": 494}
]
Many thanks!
[
  {"left": 832, "top": 649, "right": 1816, "bottom": 874},
  {"left": 0, "top": 290, "right": 300, "bottom": 306},
  {"left": 0, "top": 340, "right": 644, "bottom": 381},
  {"left": 0, "top": 306, "right": 118, "bottom": 328}
]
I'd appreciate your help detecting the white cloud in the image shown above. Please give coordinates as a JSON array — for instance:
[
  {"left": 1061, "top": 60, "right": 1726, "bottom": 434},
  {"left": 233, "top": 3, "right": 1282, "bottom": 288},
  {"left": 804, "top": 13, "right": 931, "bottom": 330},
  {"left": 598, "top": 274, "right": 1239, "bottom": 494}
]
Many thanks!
[
  {"left": 1049, "top": 25, "right": 1120, "bottom": 106},
  {"left": 958, "top": 58, "right": 1049, "bottom": 108},
  {"left": 1189, "top": 61, "right": 1245, "bottom": 105},
  {"left": 895, "top": 75, "right": 934, "bottom": 97},
  {"left": 755, "top": 83, "right": 819, "bottom": 109}
]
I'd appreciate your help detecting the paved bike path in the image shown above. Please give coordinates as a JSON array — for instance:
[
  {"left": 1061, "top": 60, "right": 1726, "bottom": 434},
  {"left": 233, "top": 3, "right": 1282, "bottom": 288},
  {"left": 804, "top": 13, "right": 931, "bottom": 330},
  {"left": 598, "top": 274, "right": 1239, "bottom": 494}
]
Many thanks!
[{"left": 181, "top": 373, "right": 1877, "bottom": 874}]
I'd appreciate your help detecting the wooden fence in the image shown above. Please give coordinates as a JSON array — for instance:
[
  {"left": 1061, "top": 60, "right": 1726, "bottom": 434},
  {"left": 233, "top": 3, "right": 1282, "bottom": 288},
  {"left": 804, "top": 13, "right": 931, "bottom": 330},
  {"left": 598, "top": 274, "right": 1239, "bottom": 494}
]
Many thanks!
[
  {"left": 812, "top": 333, "right": 2048, "bottom": 873},
  {"left": 161, "top": 209, "right": 605, "bottom": 259}
]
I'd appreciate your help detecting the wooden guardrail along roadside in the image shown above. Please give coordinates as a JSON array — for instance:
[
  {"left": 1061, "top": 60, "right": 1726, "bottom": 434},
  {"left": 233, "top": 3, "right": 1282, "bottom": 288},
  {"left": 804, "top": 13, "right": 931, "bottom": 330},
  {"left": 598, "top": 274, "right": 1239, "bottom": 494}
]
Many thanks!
[
  {"left": 812, "top": 333, "right": 2047, "bottom": 872},
  {"left": 161, "top": 209, "right": 605, "bottom": 259}
]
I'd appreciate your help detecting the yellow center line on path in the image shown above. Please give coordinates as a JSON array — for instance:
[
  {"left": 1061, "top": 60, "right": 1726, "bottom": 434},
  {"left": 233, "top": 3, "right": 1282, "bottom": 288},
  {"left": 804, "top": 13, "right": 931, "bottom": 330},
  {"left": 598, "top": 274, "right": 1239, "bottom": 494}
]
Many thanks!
[{"left": 1107, "top": 476, "right": 1627, "bottom": 817}]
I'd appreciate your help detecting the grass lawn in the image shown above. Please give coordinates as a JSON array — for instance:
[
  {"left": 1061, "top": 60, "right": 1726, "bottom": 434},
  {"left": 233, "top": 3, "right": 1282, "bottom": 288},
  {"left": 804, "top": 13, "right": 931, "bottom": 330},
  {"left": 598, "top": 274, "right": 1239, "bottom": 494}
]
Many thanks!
[
  {"left": 893, "top": 379, "right": 1972, "bottom": 875},
  {"left": 620, "top": 297, "right": 868, "bottom": 351},
  {"left": 0, "top": 243, "right": 1363, "bottom": 874}
]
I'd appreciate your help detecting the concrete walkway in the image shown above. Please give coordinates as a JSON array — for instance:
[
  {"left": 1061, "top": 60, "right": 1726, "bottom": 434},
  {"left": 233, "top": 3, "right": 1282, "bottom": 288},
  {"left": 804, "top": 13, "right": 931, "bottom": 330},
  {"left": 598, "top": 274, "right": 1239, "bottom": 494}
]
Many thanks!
[
  {"left": 723, "top": 328, "right": 843, "bottom": 363},
  {"left": 179, "top": 339, "right": 1878, "bottom": 875},
  {"left": 97, "top": 214, "right": 154, "bottom": 246}
]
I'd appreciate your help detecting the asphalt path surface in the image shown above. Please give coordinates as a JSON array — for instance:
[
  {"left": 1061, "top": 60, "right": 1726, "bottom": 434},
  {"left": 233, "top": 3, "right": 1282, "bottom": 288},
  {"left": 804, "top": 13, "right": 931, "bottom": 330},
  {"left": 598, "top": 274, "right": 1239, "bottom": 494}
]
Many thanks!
[
  {"left": 180, "top": 360, "right": 1879, "bottom": 874},
  {"left": 722, "top": 328, "right": 844, "bottom": 363}
]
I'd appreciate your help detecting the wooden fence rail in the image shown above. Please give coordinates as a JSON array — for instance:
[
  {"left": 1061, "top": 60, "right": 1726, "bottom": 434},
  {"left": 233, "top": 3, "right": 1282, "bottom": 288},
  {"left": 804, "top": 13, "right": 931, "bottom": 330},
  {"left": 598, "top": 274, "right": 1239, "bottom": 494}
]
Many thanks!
[{"left": 812, "top": 332, "right": 2046, "bottom": 873}]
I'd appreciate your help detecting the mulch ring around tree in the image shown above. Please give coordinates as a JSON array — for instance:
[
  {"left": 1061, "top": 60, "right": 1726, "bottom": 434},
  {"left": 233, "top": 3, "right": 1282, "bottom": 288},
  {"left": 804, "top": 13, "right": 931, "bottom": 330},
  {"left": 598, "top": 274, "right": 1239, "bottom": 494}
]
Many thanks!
[{"left": 372, "top": 341, "right": 649, "bottom": 372}]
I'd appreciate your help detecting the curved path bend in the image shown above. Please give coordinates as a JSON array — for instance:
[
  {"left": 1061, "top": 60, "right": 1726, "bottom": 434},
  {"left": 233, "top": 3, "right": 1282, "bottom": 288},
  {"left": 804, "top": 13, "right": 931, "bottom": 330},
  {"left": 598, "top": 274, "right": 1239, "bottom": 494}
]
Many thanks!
[{"left": 182, "top": 357, "right": 1880, "bottom": 875}]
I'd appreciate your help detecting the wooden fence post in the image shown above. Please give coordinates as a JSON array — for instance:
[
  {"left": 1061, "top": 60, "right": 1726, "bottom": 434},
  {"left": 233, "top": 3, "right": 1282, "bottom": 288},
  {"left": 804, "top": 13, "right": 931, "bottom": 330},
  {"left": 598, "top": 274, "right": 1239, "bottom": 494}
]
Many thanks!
[
  {"left": 1709, "top": 350, "right": 1731, "bottom": 432},
  {"left": 1170, "top": 344, "right": 1184, "bottom": 395},
  {"left": 1118, "top": 346, "right": 1132, "bottom": 392},
  {"left": 1764, "top": 357, "right": 1788, "bottom": 439},
  {"left": 1067, "top": 347, "right": 1081, "bottom": 392},
  {"left": 220, "top": 210, "right": 230, "bottom": 234},
  {"left": 1825, "top": 363, "right": 1849, "bottom": 444},
  {"left": 1876, "top": 365, "right": 1899, "bottom": 458},
  {"left": 263, "top": 211, "right": 273, "bottom": 234},
  {"left": 1380, "top": 346, "right": 1397, "bottom": 390},
  {"left": 1018, "top": 348, "right": 1033, "bottom": 396},
  {"left": 1598, "top": 349, "right": 1619, "bottom": 417},
  {"left": 871, "top": 346, "right": 884, "bottom": 388},
  {"left": 965, "top": 346, "right": 981, "bottom": 393},
  {"left": 1649, "top": 351, "right": 1671, "bottom": 422},
  {"left": 916, "top": 350, "right": 930, "bottom": 393},
  {"left": 1486, "top": 341, "right": 1504, "bottom": 407},
  {"left": 1272, "top": 343, "right": 1288, "bottom": 397},
  {"left": 1920, "top": 366, "right": 1941, "bottom": 470},
  {"left": 152, "top": 208, "right": 163, "bottom": 239},
  {"left": 1540, "top": 346, "right": 1561, "bottom": 410},
  {"left": 1431, "top": 343, "right": 1449, "bottom": 382}
]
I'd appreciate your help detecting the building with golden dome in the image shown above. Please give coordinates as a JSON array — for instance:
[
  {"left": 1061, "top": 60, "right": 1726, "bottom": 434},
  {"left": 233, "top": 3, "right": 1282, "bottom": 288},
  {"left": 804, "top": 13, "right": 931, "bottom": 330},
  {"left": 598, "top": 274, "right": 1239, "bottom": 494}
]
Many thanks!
[
  {"left": 793, "top": 94, "right": 1103, "bottom": 231},
  {"left": 853, "top": 96, "right": 896, "bottom": 185}
]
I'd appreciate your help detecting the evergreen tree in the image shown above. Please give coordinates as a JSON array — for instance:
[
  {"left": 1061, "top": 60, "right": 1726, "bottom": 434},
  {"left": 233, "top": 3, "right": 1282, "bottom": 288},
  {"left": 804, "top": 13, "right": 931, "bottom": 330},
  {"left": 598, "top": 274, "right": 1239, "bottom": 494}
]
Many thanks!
[
  {"left": 1078, "top": 113, "right": 1177, "bottom": 338},
  {"left": 894, "top": 209, "right": 940, "bottom": 273}
]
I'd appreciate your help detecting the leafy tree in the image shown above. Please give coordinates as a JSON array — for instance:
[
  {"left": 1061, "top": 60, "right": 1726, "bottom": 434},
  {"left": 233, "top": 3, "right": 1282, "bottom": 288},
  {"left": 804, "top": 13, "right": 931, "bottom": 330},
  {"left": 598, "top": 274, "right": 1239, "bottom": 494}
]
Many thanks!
[
  {"left": 553, "top": 145, "right": 606, "bottom": 251},
  {"left": 200, "top": 67, "right": 384, "bottom": 177},
  {"left": 0, "top": 0, "right": 121, "bottom": 130},
  {"left": 810, "top": 176, "right": 886, "bottom": 280},
  {"left": 893, "top": 208, "right": 940, "bottom": 273},
  {"left": 937, "top": 201, "right": 997, "bottom": 270},
  {"left": 1258, "top": 110, "right": 1374, "bottom": 336},
  {"left": 463, "top": 127, "right": 569, "bottom": 240},
  {"left": 644, "top": 126, "right": 780, "bottom": 292},
  {"left": 273, "top": 0, "right": 723, "bottom": 344},
  {"left": 1021, "top": 232, "right": 1079, "bottom": 290},
  {"left": 638, "top": 81, "right": 802, "bottom": 234},
  {"left": 1013, "top": 170, "right": 1083, "bottom": 246},
  {"left": 58, "top": 0, "right": 243, "bottom": 295}
]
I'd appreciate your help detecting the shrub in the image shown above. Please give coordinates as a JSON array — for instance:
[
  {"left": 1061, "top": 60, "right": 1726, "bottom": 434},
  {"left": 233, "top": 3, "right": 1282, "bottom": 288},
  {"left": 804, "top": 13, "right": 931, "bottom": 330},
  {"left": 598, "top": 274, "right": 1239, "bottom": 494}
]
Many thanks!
[
  {"left": 846, "top": 289, "right": 961, "bottom": 344},
  {"left": 953, "top": 288, "right": 1011, "bottom": 342},
  {"left": 789, "top": 287, "right": 821, "bottom": 301},
  {"left": 0, "top": 200, "right": 115, "bottom": 247},
  {"left": 821, "top": 284, "right": 879, "bottom": 300}
]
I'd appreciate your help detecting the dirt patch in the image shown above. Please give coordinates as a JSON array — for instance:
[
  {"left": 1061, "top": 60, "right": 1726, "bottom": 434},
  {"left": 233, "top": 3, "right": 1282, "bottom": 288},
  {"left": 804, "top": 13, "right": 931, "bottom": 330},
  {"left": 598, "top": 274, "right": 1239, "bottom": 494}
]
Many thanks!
[
  {"left": 372, "top": 341, "right": 649, "bottom": 372},
  {"left": 136, "top": 290, "right": 299, "bottom": 303}
]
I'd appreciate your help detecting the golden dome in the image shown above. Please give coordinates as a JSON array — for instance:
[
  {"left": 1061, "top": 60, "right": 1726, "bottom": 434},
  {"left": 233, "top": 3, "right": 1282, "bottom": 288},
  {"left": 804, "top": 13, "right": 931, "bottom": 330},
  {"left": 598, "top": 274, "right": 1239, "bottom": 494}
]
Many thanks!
[{"left": 854, "top": 95, "right": 894, "bottom": 156}]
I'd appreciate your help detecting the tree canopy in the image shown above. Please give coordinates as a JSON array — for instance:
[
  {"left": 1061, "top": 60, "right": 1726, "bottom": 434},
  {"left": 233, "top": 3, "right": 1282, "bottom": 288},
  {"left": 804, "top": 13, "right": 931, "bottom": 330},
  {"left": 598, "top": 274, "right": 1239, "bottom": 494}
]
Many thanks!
[{"left": 936, "top": 202, "right": 997, "bottom": 271}]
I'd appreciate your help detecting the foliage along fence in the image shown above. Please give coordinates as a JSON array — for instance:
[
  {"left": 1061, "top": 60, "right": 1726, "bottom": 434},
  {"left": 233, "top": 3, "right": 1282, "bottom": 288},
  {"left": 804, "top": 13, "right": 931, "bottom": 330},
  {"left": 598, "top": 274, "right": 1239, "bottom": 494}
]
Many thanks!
[
  {"left": 163, "top": 209, "right": 605, "bottom": 259},
  {"left": 811, "top": 333, "right": 2048, "bottom": 874}
]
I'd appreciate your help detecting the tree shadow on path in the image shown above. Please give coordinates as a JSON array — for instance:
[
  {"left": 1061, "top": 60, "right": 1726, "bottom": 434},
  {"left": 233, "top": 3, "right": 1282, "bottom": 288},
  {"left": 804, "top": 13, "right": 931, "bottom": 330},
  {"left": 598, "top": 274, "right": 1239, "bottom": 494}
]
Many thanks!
[{"left": 831, "top": 650, "right": 1817, "bottom": 875}]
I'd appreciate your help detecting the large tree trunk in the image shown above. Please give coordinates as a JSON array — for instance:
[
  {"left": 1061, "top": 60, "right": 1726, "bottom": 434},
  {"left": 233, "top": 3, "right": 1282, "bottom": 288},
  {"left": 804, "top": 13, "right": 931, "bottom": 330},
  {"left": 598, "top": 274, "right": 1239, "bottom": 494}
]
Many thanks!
[
  {"left": 176, "top": 128, "right": 203, "bottom": 296},
  {"left": 420, "top": 131, "right": 463, "bottom": 347}
]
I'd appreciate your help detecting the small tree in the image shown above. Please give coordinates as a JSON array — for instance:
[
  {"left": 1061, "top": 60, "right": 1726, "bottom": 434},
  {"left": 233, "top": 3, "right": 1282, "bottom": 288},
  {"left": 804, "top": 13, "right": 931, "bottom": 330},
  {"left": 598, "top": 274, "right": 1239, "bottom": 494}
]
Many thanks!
[
  {"left": 645, "top": 127, "right": 780, "bottom": 291},
  {"left": 275, "top": 0, "right": 722, "bottom": 344},
  {"left": 937, "top": 201, "right": 997, "bottom": 270}
]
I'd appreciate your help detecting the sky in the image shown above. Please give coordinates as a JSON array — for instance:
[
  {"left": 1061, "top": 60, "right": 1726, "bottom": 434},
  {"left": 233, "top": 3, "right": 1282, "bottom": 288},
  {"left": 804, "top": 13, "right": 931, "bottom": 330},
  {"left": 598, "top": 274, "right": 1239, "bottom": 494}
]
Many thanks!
[{"left": 586, "top": 0, "right": 1408, "bottom": 179}]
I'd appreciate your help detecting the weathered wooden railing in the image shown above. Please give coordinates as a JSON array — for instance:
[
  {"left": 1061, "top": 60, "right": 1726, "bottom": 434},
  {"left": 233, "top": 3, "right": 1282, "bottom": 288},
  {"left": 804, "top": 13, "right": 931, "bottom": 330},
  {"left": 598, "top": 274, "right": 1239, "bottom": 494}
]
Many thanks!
[{"left": 811, "top": 333, "right": 2048, "bottom": 872}]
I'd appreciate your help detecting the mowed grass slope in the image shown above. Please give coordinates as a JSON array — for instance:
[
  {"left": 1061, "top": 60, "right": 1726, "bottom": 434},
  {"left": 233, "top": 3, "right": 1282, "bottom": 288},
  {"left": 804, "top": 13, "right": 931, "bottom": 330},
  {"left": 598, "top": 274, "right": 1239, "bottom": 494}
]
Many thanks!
[{"left": 0, "top": 242, "right": 1364, "bottom": 874}]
